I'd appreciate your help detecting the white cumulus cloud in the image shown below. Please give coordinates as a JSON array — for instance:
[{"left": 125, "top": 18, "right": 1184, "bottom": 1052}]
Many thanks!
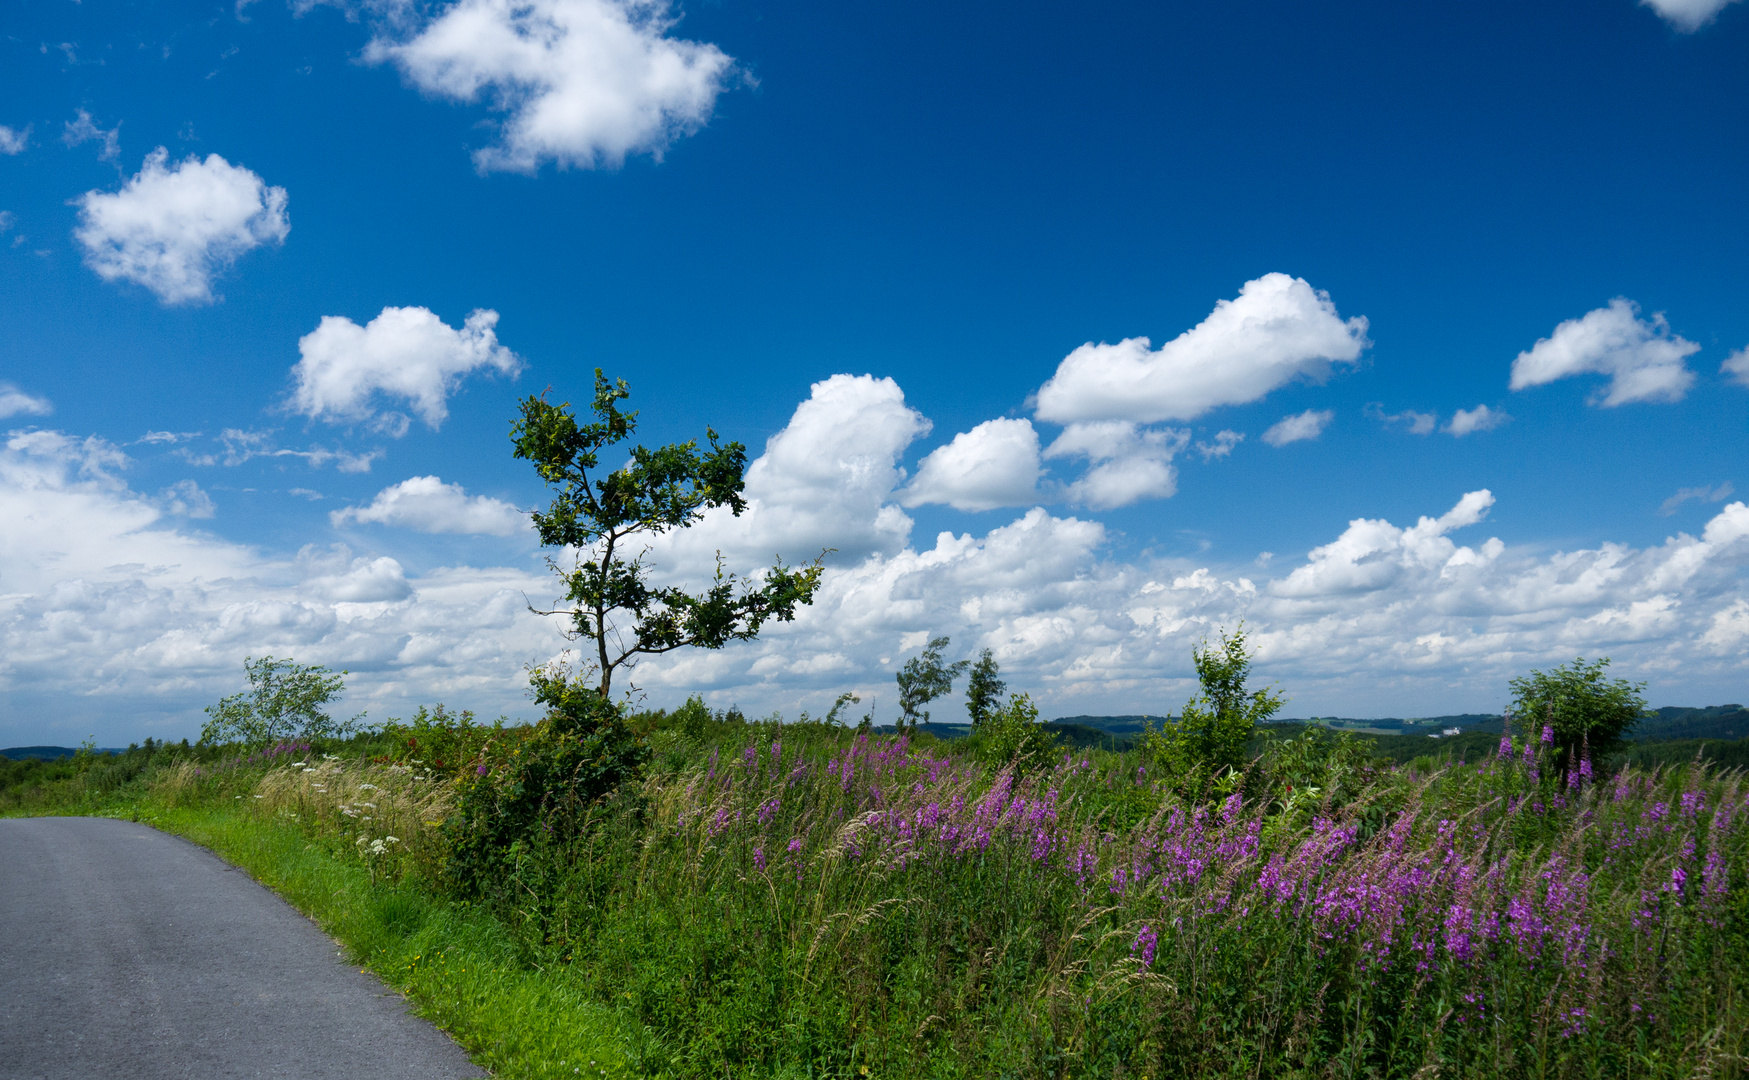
[
  {"left": 0, "top": 428, "right": 552, "bottom": 743},
  {"left": 649, "top": 374, "right": 931, "bottom": 571},
  {"left": 1444, "top": 404, "right": 1509, "bottom": 437},
  {"left": 1274, "top": 490, "right": 1498, "bottom": 598},
  {"left": 1194, "top": 430, "right": 1244, "bottom": 460},
  {"left": 159, "top": 479, "right": 216, "bottom": 519},
  {"left": 8, "top": 380, "right": 1749, "bottom": 743},
  {"left": 1044, "top": 422, "right": 1187, "bottom": 509},
  {"left": 290, "top": 307, "right": 520, "bottom": 431},
  {"left": 1033, "top": 273, "right": 1369, "bottom": 424},
  {"left": 0, "top": 383, "right": 52, "bottom": 420},
  {"left": 1641, "top": 0, "right": 1743, "bottom": 31},
  {"left": 1722, "top": 346, "right": 1749, "bottom": 387},
  {"left": 73, "top": 148, "right": 289, "bottom": 305},
  {"left": 1509, "top": 298, "right": 1699, "bottom": 407},
  {"left": 366, "top": 0, "right": 737, "bottom": 174},
  {"left": 900, "top": 418, "right": 1041, "bottom": 512},
  {"left": 1261, "top": 409, "right": 1333, "bottom": 447},
  {"left": 0, "top": 124, "right": 31, "bottom": 155},
  {"left": 332, "top": 475, "right": 525, "bottom": 535}
]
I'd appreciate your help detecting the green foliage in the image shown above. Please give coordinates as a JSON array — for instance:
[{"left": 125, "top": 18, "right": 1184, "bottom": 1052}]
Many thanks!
[
  {"left": 1142, "top": 625, "right": 1284, "bottom": 795},
  {"left": 511, "top": 371, "right": 824, "bottom": 697},
  {"left": 1510, "top": 656, "right": 1649, "bottom": 763},
  {"left": 1260, "top": 725, "right": 1389, "bottom": 828},
  {"left": 668, "top": 693, "right": 713, "bottom": 740},
  {"left": 970, "top": 692, "right": 1058, "bottom": 771},
  {"left": 963, "top": 647, "right": 1005, "bottom": 728},
  {"left": 201, "top": 656, "right": 359, "bottom": 746},
  {"left": 894, "top": 634, "right": 969, "bottom": 728},
  {"left": 442, "top": 668, "right": 649, "bottom": 900},
  {"left": 13, "top": 709, "right": 1749, "bottom": 1080},
  {"left": 823, "top": 691, "right": 861, "bottom": 726},
  {"left": 378, "top": 704, "right": 506, "bottom": 779}
]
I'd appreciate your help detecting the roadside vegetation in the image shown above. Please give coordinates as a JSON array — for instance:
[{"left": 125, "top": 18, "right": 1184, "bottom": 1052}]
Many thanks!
[
  {"left": 5, "top": 373, "right": 1747, "bottom": 1078},
  {"left": 7, "top": 651, "right": 1747, "bottom": 1078}
]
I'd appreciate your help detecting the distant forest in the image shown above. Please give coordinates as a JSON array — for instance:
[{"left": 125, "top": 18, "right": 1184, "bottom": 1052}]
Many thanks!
[{"left": 7, "top": 703, "right": 1746, "bottom": 768}]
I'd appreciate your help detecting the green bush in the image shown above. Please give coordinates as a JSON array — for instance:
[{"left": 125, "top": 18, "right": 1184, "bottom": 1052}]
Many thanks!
[
  {"left": 441, "top": 671, "right": 648, "bottom": 901},
  {"left": 1142, "top": 625, "right": 1283, "bottom": 798},
  {"left": 972, "top": 692, "right": 1058, "bottom": 771}
]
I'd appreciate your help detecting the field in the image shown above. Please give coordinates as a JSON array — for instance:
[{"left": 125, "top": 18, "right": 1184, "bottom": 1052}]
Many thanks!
[{"left": 5, "top": 709, "right": 1748, "bottom": 1080}]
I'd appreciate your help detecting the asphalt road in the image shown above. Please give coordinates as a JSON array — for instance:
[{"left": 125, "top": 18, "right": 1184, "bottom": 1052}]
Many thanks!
[{"left": 0, "top": 816, "right": 485, "bottom": 1080}]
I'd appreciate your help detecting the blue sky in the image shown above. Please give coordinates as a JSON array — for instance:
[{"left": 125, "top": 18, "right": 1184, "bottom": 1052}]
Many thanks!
[{"left": 2, "top": 0, "right": 1746, "bottom": 744}]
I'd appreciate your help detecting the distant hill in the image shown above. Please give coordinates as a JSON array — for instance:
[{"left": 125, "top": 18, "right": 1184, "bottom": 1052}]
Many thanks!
[
  {"left": 1056, "top": 714, "right": 1505, "bottom": 737},
  {"left": 1, "top": 746, "right": 124, "bottom": 761},
  {"left": 1052, "top": 715, "right": 1169, "bottom": 736},
  {"left": 1051, "top": 706, "right": 1749, "bottom": 764},
  {"left": 1634, "top": 705, "right": 1748, "bottom": 742}
]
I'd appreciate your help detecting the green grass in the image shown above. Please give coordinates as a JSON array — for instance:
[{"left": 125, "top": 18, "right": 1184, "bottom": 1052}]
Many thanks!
[{"left": 7, "top": 721, "right": 1748, "bottom": 1079}]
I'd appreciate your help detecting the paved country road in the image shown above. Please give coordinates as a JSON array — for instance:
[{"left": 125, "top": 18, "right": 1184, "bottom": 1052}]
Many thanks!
[{"left": 0, "top": 816, "right": 485, "bottom": 1080}]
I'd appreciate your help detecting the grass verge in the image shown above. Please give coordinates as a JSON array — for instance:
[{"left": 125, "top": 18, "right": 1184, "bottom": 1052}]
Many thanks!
[{"left": 65, "top": 802, "right": 646, "bottom": 1080}]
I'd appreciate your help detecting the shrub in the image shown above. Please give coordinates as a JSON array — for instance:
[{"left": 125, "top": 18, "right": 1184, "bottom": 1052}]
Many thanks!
[
  {"left": 201, "top": 656, "right": 363, "bottom": 746},
  {"left": 974, "top": 692, "right": 1058, "bottom": 771},
  {"left": 442, "top": 670, "right": 648, "bottom": 900},
  {"left": 1510, "top": 655, "right": 1649, "bottom": 766},
  {"left": 1143, "top": 625, "right": 1283, "bottom": 797}
]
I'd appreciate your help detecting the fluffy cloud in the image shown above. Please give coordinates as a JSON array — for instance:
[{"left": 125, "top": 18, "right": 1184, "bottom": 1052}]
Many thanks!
[
  {"left": 1261, "top": 409, "right": 1333, "bottom": 447},
  {"left": 366, "top": 0, "right": 736, "bottom": 173},
  {"left": 649, "top": 374, "right": 930, "bottom": 571},
  {"left": 1033, "top": 274, "right": 1369, "bottom": 424},
  {"left": 1641, "top": 0, "right": 1743, "bottom": 31},
  {"left": 0, "top": 429, "right": 553, "bottom": 743},
  {"left": 1723, "top": 346, "right": 1749, "bottom": 387},
  {"left": 1273, "top": 490, "right": 1498, "bottom": 598},
  {"left": 1195, "top": 430, "right": 1244, "bottom": 460},
  {"left": 900, "top": 418, "right": 1041, "bottom": 512},
  {"left": 290, "top": 307, "right": 520, "bottom": 431},
  {"left": 0, "top": 383, "right": 52, "bottom": 420},
  {"left": 0, "top": 124, "right": 30, "bottom": 155},
  {"left": 1044, "top": 422, "right": 1187, "bottom": 509},
  {"left": 332, "top": 475, "right": 525, "bottom": 535},
  {"left": 73, "top": 148, "right": 289, "bottom": 305},
  {"left": 1509, "top": 298, "right": 1699, "bottom": 406},
  {"left": 159, "top": 479, "right": 216, "bottom": 519},
  {"left": 8, "top": 377, "right": 1749, "bottom": 744},
  {"left": 1445, "top": 404, "right": 1509, "bottom": 437}
]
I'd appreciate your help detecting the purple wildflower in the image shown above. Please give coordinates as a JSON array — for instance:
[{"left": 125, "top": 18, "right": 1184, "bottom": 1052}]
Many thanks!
[{"left": 1131, "top": 924, "right": 1158, "bottom": 970}]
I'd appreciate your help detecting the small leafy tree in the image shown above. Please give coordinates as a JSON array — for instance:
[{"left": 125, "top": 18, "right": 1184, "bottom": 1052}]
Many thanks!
[
  {"left": 978, "top": 692, "right": 1058, "bottom": 771},
  {"left": 450, "top": 373, "right": 827, "bottom": 897},
  {"left": 1509, "top": 656, "right": 1647, "bottom": 764},
  {"left": 1143, "top": 625, "right": 1283, "bottom": 795},
  {"left": 896, "top": 635, "right": 970, "bottom": 729},
  {"left": 824, "top": 692, "right": 862, "bottom": 725},
  {"left": 512, "top": 370, "right": 825, "bottom": 699},
  {"left": 964, "top": 648, "right": 1006, "bottom": 728},
  {"left": 201, "top": 656, "right": 358, "bottom": 746}
]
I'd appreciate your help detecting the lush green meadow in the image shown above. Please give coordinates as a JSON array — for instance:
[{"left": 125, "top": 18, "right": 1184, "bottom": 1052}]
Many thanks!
[{"left": 6, "top": 710, "right": 1748, "bottom": 1079}]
